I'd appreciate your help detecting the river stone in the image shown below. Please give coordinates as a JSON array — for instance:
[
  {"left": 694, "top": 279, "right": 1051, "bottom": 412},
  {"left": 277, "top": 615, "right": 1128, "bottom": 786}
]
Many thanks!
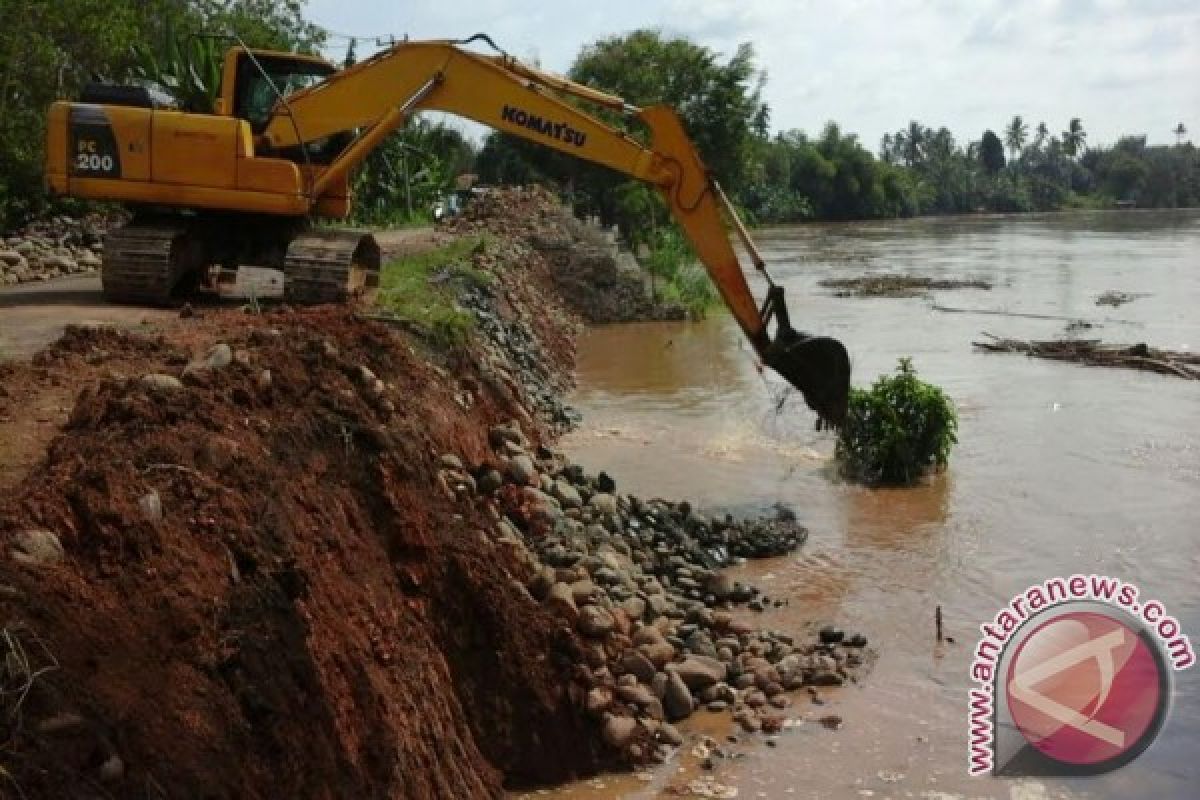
[
  {"left": 589, "top": 492, "right": 618, "bottom": 515},
  {"left": 663, "top": 670, "right": 694, "bottom": 721},
  {"left": 621, "top": 596, "right": 646, "bottom": 622},
  {"left": 673, "top": 656, "right": 726, "bottom": 690},
  {"left": 138, "top": 490, "right": 163, "bottom": 522},
  {"left": 545, "top": 582, "right": 578, "bottom": 622},
  {"left": 638, "top": 640, "right": 675, "bottom": 669},
  {"left": 578, "top": 605, "right": 616, "bottom": 637},
  {"left": 477, "top": 468, "right": 503, "bottom": 494},
  {"left": 810, "top": 670, "right": 844, "bottom": 686},
  {"left": 205, "top": 343, "right": 233, "bottom": 369},
  {"left": 569, "top": 578, "right": 597, "bottom": 606},
  {"left": 651, "top": 671, "right": 669, "bottom": 700},
  {"left": 819, "top": 625, "right": 845, "bottom": 645},
  {"left": 658, "top": 722, "right": 684, "bottom": 747},
  {"left": 508, "top": 454, "right": 538, "bottom": 486},
  {"left": 619, "top": 649, "right": 657, "bottom": 684},
  {"left": 586, "top": 686, "right": 613, "bottom": 716},
  {"left": 551, "top": 479, "right": 582, "bottom": 509},
  {"left": 10, "top": 530, "right": 65, "bottom": 567},
  {"left": 141, "top": 373, "right": 184, "bottom": 392},
  {"left": 704, "top": 572, "right": 736, "bottom": 600},
  {"left": 602, "top": 714, "right": 639, "bottom": 749},
  {"left": 616, "top": 682, "right": 659, "bottom": 710}
]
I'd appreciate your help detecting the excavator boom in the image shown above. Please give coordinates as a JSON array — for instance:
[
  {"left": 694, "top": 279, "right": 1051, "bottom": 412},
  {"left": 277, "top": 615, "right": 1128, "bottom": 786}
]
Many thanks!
[
  {"left": 43, "top": 36, "right": 850, "bottom": 426},
  {"left": 263, "top": 38, "right": 850, "bottom": 425}
]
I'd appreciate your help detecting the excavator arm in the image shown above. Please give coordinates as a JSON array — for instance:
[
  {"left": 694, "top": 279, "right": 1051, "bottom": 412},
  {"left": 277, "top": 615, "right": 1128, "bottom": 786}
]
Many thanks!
[{"left": 261, "top": 38, "right": 850, "bottom": 426}]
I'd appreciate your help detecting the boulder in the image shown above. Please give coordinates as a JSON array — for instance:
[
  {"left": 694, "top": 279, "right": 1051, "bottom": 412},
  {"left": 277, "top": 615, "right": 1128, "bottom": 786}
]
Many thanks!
[
  {"left": 663, "top": 671, "right": 694, "bottom": 721},
  {"left": 10, "top": 530, "right": 65, "bottom": 567},
  {"left": 602, "top": 714, "right": 639, "bottom": 750},
  {"left": 578, "top": 605, "right": 616, "bottom": 637},
  {"left": 545, "top": 582, "right": 578, "bottom": 622},
  {"left": 551, "top": 479, "right": 582, "bottom": 509},
  {"left": 672, "top": 656, "right": 726, "bottom": 690},
  {"left": 138, "top": 490, "right": 163, "bottom": 522},
  {"left": 507, "top": 454, "right": 538, "bottom": 486},
  {"left": 588, "top": 492, "right": 618, "bottom": 515},
  {"left": 140, "top": 373, "right": 184, "bottom": 392},
  {"left": 618, "top": 649, "right": 657, "bottom": 684}
]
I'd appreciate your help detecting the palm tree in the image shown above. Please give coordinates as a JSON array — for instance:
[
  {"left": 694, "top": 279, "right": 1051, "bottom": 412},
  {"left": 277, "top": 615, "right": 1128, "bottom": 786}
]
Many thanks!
[
  {"left": 1005, "top": 116, "right": 1028, "bottom": 161},
  {"left": 880, "top": 132, "right": 894, "bottom": 163},
  {"left": 1174, "top": 123, "right": 1188, "bottom": 145},
  {"left": 900, "top": 121, "right": 925, "bottom": 167},
  {"left": 1034, "top": 122, "right": 1049, "bottom": 151},
  {"left": 1062, "top": 118, "right": 1086, "bottom": 159}
]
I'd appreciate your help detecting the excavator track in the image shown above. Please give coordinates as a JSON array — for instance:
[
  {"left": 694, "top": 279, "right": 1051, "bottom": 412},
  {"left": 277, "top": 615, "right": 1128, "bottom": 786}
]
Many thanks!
[
  {"left": 101, "top": 223, "right": 201, "bottom": 305},
  {"left": 284, "top": 230, "right": 380, "bottom": 304}
]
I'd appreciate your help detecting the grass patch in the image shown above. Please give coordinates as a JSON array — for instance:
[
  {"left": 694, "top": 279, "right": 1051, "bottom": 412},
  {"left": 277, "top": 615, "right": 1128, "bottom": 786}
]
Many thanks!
[
  {"left": 836, "top": 358, "right": 958, "bottom": 486},
  {"left": 645, "top": 228, "right": 719, "bottom": 317},
  {"left": 374, "top": 236, "right": 492, "bottom": 348}
]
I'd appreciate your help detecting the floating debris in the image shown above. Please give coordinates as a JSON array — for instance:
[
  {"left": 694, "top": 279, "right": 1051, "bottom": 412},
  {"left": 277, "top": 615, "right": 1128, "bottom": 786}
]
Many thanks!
[
  {"left": 973, "top": 333, "right": 1200, "bottom": 380},
  {"left": 1096, "top": 290, "right": 1148, "bottom": 307},
  {"left": 820, "top": 274, "right": 992, "bottom": 298}
]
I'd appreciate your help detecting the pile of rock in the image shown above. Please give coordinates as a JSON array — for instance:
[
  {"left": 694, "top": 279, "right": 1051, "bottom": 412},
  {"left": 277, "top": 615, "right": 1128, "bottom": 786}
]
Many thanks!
[
  {"left": 439, "top": 425, "right": 871, "bottom": 764},
  {"left": 457, "top": 240, "right": 580, "bottom": 431},
  {"left": 0, "top": 213, "right": 117, "bottom": 286},
  {"left": 445, "top": 186, "right": 685, "bottom": 323}
]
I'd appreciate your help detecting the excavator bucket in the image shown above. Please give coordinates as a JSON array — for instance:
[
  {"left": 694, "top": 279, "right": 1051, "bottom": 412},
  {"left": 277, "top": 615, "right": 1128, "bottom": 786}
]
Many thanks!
[
  {"left": 765, "top": 330, "right": 851, "bottom": 429},
  {"left": 756, "top": 285, "right": 850, "bottom": 429}
]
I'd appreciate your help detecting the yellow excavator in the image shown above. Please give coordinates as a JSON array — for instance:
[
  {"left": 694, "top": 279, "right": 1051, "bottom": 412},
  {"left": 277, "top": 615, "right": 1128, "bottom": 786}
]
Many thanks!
[{"left": 44, "top": 35, "right": 850, "bottom": 425}]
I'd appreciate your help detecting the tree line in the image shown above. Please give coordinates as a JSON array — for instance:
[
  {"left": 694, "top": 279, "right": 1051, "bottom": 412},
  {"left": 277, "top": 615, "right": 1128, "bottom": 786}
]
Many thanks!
[
  {"left": 1, "top": 11, "right": 1195, "bottom": 238},
  {"left": 474, "top": 30, "right": 1198, "bottom": 241}
]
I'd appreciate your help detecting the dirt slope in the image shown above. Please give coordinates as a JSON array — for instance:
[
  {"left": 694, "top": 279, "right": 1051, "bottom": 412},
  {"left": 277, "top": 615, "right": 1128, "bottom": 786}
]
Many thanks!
[{"left": 0, "top": 308, "right": 602, "bottom": 799}]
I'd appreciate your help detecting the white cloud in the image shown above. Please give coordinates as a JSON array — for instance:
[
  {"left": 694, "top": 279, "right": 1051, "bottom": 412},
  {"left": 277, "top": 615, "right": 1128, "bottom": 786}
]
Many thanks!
[{"left": 305, "top": 0, "right": 1200, "bottom": 149}]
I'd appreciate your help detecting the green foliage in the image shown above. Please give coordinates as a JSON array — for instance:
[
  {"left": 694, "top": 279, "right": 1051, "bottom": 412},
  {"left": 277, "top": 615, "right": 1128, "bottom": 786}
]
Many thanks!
[
  {"left": 131, "top": 22, "right": 223, "bottom": 112},
  {"left": 836, "top": 358, "right": 958, "bottom": 487},
  {"left": 980, "top": 130, "right": 1006, "bottom": 174},
  {"left": 374, "top": 236, "right": 491, "bottom": 349},
  {"left": 475, "top": 29, "right": 768, "bottom": 244},
  {"left": 1005, "top": 115, "right": 1029, "bottom": 160},
  {"left": 349, "top": 117, "right": 475, "bottom": 227},
  {"left": 643, "top": 227, "right": 718, "bottom": 316}
]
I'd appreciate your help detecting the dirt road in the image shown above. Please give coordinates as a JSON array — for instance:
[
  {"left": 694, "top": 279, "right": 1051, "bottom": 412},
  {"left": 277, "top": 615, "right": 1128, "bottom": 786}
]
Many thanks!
[{"left": 0, "top": 227, "right": 444, "bottom": 361}]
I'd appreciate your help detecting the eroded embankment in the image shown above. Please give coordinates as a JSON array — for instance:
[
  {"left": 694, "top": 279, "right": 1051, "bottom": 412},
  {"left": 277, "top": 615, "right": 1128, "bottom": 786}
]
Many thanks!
[
  {"left": 0, "top": 192, "right": 868, "bottom": 799},
  {"left": 1, "top": 311, "right": 608, "bottom": 798}
]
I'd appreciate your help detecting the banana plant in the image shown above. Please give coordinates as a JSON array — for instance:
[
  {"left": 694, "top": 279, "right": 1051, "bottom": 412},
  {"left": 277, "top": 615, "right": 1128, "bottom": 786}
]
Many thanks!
[{"left": 130, "top": 21, "right": 222, "bottom": 112}]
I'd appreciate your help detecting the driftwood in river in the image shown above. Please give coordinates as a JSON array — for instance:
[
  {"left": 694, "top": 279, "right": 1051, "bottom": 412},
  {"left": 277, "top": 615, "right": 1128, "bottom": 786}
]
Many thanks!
[{"left": 973, "top": 333, "right": 1200, "bottom": 380}]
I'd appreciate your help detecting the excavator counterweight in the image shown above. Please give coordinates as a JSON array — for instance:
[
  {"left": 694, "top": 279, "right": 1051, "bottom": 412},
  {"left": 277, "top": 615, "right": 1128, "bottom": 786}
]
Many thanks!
[{"left": 43, "top": 36, "right": 850, "bottom": 427}]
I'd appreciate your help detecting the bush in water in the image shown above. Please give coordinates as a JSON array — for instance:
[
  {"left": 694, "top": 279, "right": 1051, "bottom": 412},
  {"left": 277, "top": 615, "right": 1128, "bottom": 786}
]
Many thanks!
[{"left": 836, "top": 358, "right": 957, "bottom": 486}]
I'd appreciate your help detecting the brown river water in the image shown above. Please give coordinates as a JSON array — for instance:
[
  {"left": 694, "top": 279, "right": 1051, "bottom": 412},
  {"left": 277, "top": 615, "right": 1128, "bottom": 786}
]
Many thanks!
[{"left": 521, "top": 211, "right": 1200, "bottom": 800}]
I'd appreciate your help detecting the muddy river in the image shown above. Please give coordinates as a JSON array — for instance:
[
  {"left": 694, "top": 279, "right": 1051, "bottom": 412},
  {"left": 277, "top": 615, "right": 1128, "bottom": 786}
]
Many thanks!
[{"left": 534, "top": 210, "right": 1200, "bottom": 800}]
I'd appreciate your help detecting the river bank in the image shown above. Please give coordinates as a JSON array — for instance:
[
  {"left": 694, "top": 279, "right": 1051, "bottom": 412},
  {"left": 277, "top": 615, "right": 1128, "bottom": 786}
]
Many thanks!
[
  {"left": 0, "top": 192, "right": 868, "bottom": 798},
  {"left": 554, "top": 210, "right": 1200, "bottom": 799}
]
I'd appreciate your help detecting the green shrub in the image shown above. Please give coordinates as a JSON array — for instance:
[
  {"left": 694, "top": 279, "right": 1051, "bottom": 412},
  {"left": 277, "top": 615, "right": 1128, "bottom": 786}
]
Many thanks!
[
  {"left": 644, "top": 227, "right": 718, "bottom": 317},
  {"left": 375, "top": 236, "right": 491, "bottom": 349},
  {"left": 836, "top": 358, "right": 958, "bottom": 486}
]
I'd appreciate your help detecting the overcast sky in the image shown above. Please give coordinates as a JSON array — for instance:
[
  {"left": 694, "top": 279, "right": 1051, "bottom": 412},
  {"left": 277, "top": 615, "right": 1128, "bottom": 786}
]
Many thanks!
[{"left": 305, "top": 0, "right": 1199, "bottom": 151}]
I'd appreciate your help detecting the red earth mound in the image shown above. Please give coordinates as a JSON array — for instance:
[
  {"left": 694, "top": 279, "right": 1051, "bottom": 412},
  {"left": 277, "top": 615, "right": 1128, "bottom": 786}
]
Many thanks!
[{"left": 0, "top": 309, "right": 604, "bottom": 799}]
